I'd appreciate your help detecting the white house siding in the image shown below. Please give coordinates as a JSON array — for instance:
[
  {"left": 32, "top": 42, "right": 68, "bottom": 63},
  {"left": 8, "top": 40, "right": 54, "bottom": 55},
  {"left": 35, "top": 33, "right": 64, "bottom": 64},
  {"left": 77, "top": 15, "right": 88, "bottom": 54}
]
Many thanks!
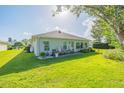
[
  {"left": 32, "top": 37, "right": 89, "bottom": 56},
  {"left": 0, "top": 43, "right": 7, "bottom": 51},
  {"left": 32, "top": 37, "right": 40, "bottom": 56}
]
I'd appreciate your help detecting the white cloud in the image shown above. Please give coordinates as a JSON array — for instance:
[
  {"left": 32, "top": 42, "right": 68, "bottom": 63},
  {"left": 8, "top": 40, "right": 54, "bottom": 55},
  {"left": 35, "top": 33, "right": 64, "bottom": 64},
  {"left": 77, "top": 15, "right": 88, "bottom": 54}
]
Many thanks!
[
  {"left": 46, "top": 27, "right": 51, "bottom": 31},
  {"left": 23, "top": 32, "right": 32, "bottom": 38},
  {"left": 46, "top": 26, "right": 68, "bottom": 32},
  {"left": 82, "top": 17, "right": 96, "bottom": 40},
  {"left": 54, "top": 26, "right": 60, "bottom": 30},
  {"left": 23, "top": 32, "right": 32, "bottom": 36},
  {"left": 54, "top": 26, "right": 67, "bottom": 32}
]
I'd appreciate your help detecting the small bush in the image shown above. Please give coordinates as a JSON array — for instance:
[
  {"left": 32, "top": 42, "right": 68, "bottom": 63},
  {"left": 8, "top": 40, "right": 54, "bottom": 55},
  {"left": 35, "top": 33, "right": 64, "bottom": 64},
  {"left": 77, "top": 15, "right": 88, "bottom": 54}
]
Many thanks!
[
  {"left": 7, "top": 47, "right": 13, "bottom": 50},
  {"left": 93, "top": 43, "right": 109, "bottom": 49},
  {"left": 40, "top": 52, "right": 46, "bottom": 57},
  {"left": 7, "top": 44, "right": 13, "bottom": 50},
  {"left": 120, "top": 44, "right": 124, "bottom": 50},
  {"left": 90, "top": 49, "right": 95, "bottom": 52},
  {"left": 59, "top": 52, "right": 65, "bottom": 55},
  {"left": 88, "top": 48, "right": 95, "bottom": 52},
  {"left": 103, "top": 49, "right": 124, "bottom": 61},
  {"left": 93, "top": 43, "right": 115, "bottom": 49},
  {"left": 25, "top": 46, "right": 30, "bottom": 53},
  {"left": 80, "top": 48, "right": 95, "bottom": 53},
  {"left": 80, "top": 49, "right": 89, "bottom": 53},
  {"left": 109, "top": 45, "right": 115, "bottom": 49}
]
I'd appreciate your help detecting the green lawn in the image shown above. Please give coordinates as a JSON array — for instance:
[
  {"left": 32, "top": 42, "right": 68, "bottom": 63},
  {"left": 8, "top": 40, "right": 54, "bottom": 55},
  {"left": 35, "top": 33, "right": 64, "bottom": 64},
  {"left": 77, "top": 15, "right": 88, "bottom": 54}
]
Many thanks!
[{"left": 0, "top": 49, "right": 124, "bottom": 88}]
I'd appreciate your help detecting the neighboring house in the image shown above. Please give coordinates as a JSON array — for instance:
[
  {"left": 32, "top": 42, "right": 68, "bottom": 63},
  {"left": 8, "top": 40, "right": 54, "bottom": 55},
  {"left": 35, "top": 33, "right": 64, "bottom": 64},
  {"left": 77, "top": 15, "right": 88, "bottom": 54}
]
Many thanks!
[
  {"left": 31, "top": 30, "right": 90, "bottom": 56},
  {"left": 0, "top": 40, "right": 8, "bottom": 51}
]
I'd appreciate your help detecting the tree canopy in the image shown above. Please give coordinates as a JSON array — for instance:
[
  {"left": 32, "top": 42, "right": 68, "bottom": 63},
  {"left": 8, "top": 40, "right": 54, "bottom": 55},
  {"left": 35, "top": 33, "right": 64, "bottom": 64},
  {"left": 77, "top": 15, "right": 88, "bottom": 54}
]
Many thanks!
[{"left": 54, "top": 5, "right": 124, "bottom": 45}]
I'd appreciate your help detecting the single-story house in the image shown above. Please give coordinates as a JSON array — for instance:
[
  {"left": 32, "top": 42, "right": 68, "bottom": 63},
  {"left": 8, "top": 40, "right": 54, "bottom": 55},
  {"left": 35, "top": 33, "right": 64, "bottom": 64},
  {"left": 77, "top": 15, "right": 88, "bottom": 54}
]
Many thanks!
[
  {"left": 0, "top": 40, "right": 8, "bottom": 51},
  {"left": 31, "top": 30, "right": 91, "bottom": 56}
]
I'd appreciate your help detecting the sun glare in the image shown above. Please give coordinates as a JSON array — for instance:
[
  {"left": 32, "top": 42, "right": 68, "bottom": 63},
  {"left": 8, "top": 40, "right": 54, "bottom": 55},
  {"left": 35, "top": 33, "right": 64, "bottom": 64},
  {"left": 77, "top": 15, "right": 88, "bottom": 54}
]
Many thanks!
[
  {"left": 52, "top": 6, "right": 69, "bottom": 19},
  {"left": 59, "top": 10, "right": 68, "bottom": 17},
  {"left": 52, "top": 6, "right": 69, "bottom": 18},
  {"left": 58, "top": 6, "right": 68, "bottom": 17}
]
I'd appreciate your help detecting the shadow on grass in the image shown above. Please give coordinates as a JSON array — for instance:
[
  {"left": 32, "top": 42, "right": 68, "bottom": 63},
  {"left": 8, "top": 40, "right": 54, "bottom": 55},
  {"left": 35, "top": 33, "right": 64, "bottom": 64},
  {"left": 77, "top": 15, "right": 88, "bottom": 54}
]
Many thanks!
[{"left": 0, "top": 51, "right": 98, "bottom": 76}]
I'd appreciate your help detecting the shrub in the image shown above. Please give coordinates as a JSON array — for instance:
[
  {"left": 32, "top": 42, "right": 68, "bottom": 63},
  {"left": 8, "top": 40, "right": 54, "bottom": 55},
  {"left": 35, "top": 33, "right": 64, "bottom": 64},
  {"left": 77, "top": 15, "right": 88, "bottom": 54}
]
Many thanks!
[
  {"left": 7, "top": 47, "right": 13, "bottom": 50},
  {"left": 7, "top": 44, "right": 14, "bottom": 50},
  {"left": 25, "top": 46, "right": 30, "bottom": 53},
  {"left": 59, "top": 52, "right": 65, "bottom": 55},
  {"left": 120, "top": 44, "right": 124, "bottom": 50},
  {"left": 80, "top": 49, "right": 89, "bottom": 53},
  {"left": 109, "top": 45, "right": 115, "bottom": 49},
  {"left": 40, "top": 52, "right": 46, "bottom": 57},
  {"left": 90, "top": 49, "right": 95, "bottom": 52},
  {"left": 93, "top": 43, "right": 109, "bottom": 49},
  {"left": 103, "top": 49, "right": 124, "bottom": 61},
  {"left": 93, "top": 43, "right": 115, "bottom": 49},
  {"left": 88, "top": 48, "right": 95, "bottom": 52},
  {"left": 80, "top": 48, "right": 95, "bottom": 53}
]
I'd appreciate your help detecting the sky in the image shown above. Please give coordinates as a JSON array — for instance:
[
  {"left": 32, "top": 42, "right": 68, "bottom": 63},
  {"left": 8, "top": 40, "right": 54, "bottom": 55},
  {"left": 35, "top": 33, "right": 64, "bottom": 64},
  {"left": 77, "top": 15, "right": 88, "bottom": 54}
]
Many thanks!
[{"left": 0, "top": 5, "right": 95, "bottom": 41}]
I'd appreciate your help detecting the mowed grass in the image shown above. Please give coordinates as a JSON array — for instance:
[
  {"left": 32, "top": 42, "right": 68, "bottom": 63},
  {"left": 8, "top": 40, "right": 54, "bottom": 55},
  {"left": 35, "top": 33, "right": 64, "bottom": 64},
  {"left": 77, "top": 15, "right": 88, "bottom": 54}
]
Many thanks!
[{"left": 0, "top": 49, "right": 124, "bottom": 88}]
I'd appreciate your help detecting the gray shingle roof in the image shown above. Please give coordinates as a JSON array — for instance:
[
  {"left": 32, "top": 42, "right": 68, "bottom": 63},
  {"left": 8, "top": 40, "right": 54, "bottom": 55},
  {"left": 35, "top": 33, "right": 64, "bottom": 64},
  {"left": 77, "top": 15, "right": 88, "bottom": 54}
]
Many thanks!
[{"left": 32, "top": 30, "right": 89, "bottom": 41}]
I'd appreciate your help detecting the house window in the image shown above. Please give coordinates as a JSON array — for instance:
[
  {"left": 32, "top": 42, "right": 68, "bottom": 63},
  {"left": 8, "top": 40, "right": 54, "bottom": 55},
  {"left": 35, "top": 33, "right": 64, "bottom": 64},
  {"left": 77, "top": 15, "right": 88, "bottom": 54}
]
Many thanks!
[
  {"left": 85, "top": 43, "right": 88, "bottom": 47},
  {"left": 81, "top": 42, "right": 83, "bottom": 48},
  {"left": 63, "top": 42, "right": 67, "bottom": 50},
  {"left": 43, "top": 41, "right": 49, "bottom": 51},
  {"left": 76, "top": 42, "right": 80, "bottom": 49}
]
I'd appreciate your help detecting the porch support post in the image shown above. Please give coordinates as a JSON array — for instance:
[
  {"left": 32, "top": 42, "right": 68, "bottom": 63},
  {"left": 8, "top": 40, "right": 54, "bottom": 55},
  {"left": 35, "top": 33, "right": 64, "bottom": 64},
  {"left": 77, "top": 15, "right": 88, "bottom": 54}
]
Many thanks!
[
  {"left": 74, "top": 41, "right": 76, "bottom": 52},
  {"left": 35, "top": 37, "right": 40, "bottom": 56}
]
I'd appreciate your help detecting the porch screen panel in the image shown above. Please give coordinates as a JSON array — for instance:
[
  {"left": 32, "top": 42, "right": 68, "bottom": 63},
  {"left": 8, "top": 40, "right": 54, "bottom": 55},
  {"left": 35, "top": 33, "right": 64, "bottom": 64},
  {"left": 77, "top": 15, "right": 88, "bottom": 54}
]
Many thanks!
[{"left": 43, "top": 41, "right": 49, "bottom": 51}]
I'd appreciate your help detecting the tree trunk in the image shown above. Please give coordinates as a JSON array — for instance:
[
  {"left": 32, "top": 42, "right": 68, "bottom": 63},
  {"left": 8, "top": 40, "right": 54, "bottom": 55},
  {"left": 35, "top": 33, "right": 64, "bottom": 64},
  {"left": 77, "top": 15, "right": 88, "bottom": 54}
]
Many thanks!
[{"left": 116, "top": 31, "right": 124, "bottom": 45}]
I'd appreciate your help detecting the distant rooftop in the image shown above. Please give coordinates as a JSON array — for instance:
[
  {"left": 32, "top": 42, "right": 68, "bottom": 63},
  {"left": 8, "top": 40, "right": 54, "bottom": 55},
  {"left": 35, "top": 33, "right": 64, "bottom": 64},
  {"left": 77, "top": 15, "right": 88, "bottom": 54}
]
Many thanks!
[{"left": 0, "top": 40, "right": 8, "bottom": 44}]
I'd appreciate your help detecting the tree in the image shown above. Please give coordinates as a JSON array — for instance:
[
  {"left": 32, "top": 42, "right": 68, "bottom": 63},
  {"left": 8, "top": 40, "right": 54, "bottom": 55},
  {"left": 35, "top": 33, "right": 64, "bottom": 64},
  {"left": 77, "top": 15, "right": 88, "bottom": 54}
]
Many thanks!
[
  {"left": 21, "top": 39, "right": 31, "bottom": 47},
  {"left": 54, "top": 5, "right": 124, "bottom": 45},
  {"left": 91, "top": 20, "right": 104, "bottom": 43},
  {"left": 92, "top": 19, "right": 120, "bottom": 47},
  {"left": 14, "top": 42, "right": 24, "bottom": 49}
]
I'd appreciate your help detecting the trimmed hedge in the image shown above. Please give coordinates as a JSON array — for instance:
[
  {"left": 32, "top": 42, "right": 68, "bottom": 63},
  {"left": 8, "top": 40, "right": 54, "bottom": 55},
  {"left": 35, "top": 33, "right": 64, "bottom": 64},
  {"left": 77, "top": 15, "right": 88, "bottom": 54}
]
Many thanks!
[{"left": 93, "top": 43, "right": 115, "bottom": 49}]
